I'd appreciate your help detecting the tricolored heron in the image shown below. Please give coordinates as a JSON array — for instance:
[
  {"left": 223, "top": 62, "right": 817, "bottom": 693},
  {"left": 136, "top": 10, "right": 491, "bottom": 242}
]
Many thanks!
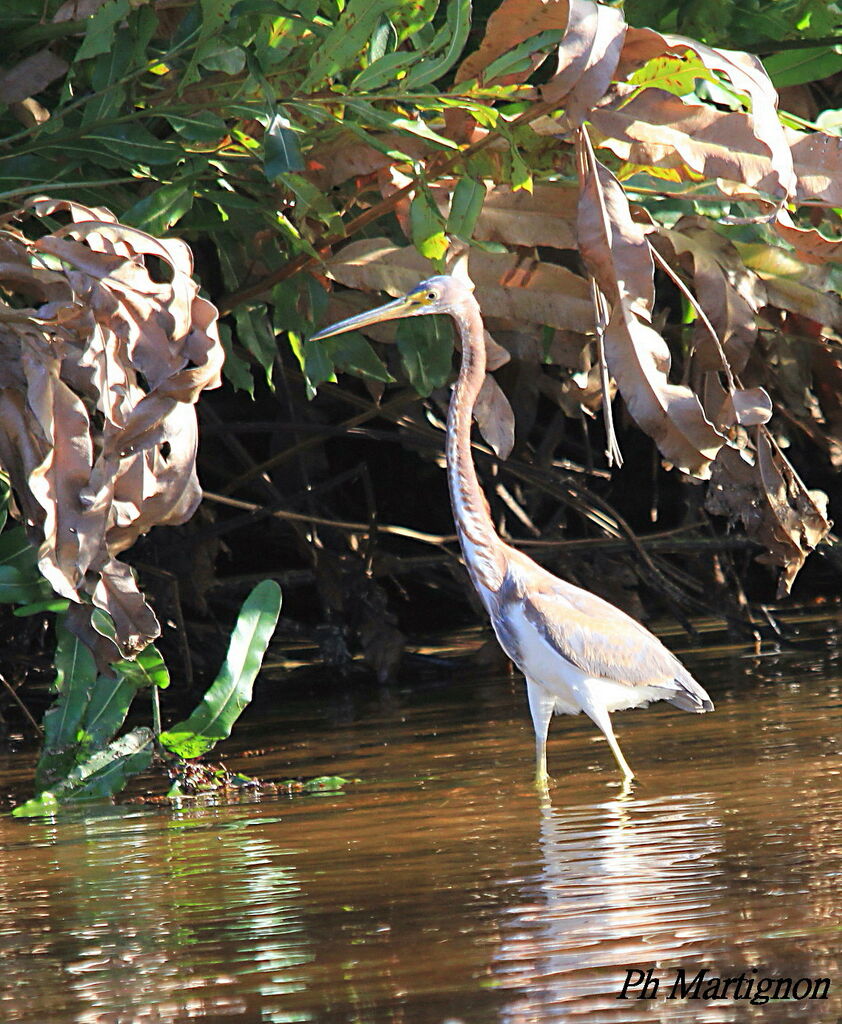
[{"left": 311, "top": 276, "right": 713, "bottom": 787}]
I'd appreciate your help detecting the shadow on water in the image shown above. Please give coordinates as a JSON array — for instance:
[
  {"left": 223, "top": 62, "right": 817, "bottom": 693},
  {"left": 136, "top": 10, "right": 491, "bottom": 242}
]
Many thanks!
[{"left": 1, "top": 615, "right": 841, "bottom": 1023}]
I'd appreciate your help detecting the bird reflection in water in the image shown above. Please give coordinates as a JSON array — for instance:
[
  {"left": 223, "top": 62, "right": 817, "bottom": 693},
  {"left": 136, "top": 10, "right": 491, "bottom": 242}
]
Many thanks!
[{"left": 494, "top": 793, "right": 730, "bottom": 1022}]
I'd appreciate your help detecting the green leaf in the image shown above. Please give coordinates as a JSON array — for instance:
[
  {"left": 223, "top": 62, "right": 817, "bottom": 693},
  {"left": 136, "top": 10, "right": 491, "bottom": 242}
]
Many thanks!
[
  {"left": 351, "top": 50, "right": 420, "bottom": 91},
  {"left": 90, "top": 124, "right": 182, "bottom": 166},
  {"left": 396, "top": 315, "right": 453, "bottom": 397},
  {"left": 116, "top": 643, "right": 170, "bottom": 690},
  {"left": 122, "top": 182, "right": 195, "bottom": 235},
  {"left": 324, "top": 333, "right": 394, "bottom": 383},
  {"left": 166, "top": 111, "right": 228, "bottom": 142},
  {"left": 11, "top": 791, "right": 59, "bottom": 817},
  {"left": 180, "top": 0, "right": 239, "bottom": 86},
  {"left": 447, "top": 177, "right": 485, "bottom": 240},
  {"left": 14, "top": 728, "right": 154, "bottom": 814},
  {"left": 391, "top": 0, "right": 438, "bottom": 42},
  {"left": 13, "top": 598, "right": 70, "bottom": 617},
  {"left": 628, "top": 51, "right": 714, "bottom": 96},
  {"left": 82, "top": 676, "right": 138, "bottom": 749},
  {"left": 368, "top": 13, "right": 395, "bottom": 63},
  {"left": 410, "top": 189, "right": 448, "bottom": 261},
  {"left": 403, "top": 0, "right": 472, "bottom": 88},
  {"left": 35, "top": 620, "right": 98, "bottom": 791},
  {"left": 300, "top": 0, "right": 398, "bottom": 90},
  {"left": 0, "top": 564, "right": 48, "bottom": 604},
  {"left": 233, "top": 305, "right": 277, "bottom": 387},
  {"left": 288, "top": 330, "right": 336, "bottom": 399},
  {"left": 302, "top": 775, "right": 353, "bottom": 792},
  {"left": 75, "top": 0, "right": 131, "bottom": 61},
  {"left": 264, "top": 111, "right": 304, "bottom": 178},
  {"left": 279, "top": 172, "right": 342, "bottom": 231},
  {"left": 219, "top": 321, "right": 255, "bottom": 395},
  {"left": 480, "top": 29, "right": 563, "bottom": 82},
  {"left": 509, "top": 145, "right": 532, "bottom": 193},
  {"left": 0, "top": 526, "right": 35, "bottom": 570},
  {"left": 83, "top": 30, "right": 132, "bottom": 123},
  {"left": 0, "top": 475, "right": 9, "bottom": 533},
  {"left": 764, "top": 46, "right": 842, "bottom": 89},
  {"left": 199, "top": 44, "right": 246, "bottom": 75},
  {"left": 345, "top": 99, "right": 459, "bottom": 150},
  {"left": 159, "top": 580, "right": 282, "bottom": 759}
]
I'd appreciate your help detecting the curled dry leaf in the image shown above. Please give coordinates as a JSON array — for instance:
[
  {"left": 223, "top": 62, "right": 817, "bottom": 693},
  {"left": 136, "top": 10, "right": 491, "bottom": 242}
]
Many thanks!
[
  {"left": 0, "top": 198, "right": 223, "bottom": 659},
  {"left": 756, "top": 128, "right": 842, "bottom": 208},
  {"left": 540, "top": 0, "right": 626, "bottom": 125},
  {"left": 706, "top": 433, "right": 831, "bottom": 597}
]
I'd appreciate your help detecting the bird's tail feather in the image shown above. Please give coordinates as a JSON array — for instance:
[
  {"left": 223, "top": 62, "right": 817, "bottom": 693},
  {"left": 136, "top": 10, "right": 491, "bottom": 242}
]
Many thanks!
[{"left": 666, "top": 670, "right": 714, "bottom": 713}]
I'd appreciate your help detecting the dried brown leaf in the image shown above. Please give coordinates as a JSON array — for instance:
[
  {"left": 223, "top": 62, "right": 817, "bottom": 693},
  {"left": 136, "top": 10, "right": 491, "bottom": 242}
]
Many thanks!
[
  {"left": 576, "top": 141, "right": 655, "bottom": 317},
  {"left": 474, "top": 374, "right": 515, "bottom": 459},
  {"left": 474, "top": 184, "right": 578, "bottom": 250},
  {"left": 0, "top": 199, "right": 223, "bottom": 658},
  {"left": 738, "top": 244, "right": 842, "bottom": 328},
  {"left": 306, "top": 131, "right": 430, "bottom": 190},
  {"left": 592, "top": 86, "right": 781, "bottom": 192},
  {"left": 617, "top": 29, "right": 795, "bottom": 202},
  {"left": 575, "top": 134, "right": 724, "bottom": 476},
  {"left": 731, "top": 388, "right": 773, "bottom": 427},
  {"left": 706, "top": 435, "right": 830, "bottom": 595},
  {"left": 323, "top": 238, "right": 594, "bottom": 333},
  {"left": 604, "top": 306, "right": 724, "bottom": 476},
  {"left": 772, "top": 210, "right": 842, "bottom": 265},
  {"left": 766, "top": 129, "right": 842, "bottom": 207},
  {"left": 541, "top": 0, "right": 626, "bottom": 123},
  {"left": 657, "top": 219, "right": 764, "bottom": 373},
  {"left": 53, "top": 0, "right": 110, "bottom": 21},
  {"left": 92, "top": 559, "right": 161, "bottom": 659},
  {"left": 0, "top": 51, "right": 68, "bottom": 105}
]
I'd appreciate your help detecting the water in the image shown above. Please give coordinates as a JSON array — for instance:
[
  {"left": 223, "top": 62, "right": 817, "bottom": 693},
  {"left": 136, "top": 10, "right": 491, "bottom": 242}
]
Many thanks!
[{"left": 1, "top": 617, "right": 841, "bottom": 1023}]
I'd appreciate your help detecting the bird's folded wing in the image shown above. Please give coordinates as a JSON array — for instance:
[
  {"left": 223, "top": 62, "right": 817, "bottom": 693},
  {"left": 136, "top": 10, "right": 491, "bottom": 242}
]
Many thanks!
[{"left": 520, "top": 578, "right": 693, "bottom": 691}]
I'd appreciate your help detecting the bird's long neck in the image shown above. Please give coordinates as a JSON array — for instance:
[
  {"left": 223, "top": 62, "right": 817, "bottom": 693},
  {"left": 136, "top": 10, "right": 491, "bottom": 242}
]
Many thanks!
[{"left": 445, "top": 299, "right": 507, "bottom": 593}]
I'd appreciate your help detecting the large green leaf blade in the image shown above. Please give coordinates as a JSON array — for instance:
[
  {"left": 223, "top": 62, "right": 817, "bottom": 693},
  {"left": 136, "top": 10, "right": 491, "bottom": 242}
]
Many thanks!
[
  {"left": 159, "top": 580, "right": 282, "bottom": 759},
  {"left": 36, "top": 620, "right": 98, "bottom": 791},
  {"left": 13, "top": 727, "right": 154, "bottom": 816}
]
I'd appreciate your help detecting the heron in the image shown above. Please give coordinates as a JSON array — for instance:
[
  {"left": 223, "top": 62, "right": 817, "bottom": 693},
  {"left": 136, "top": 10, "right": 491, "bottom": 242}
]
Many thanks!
[{"left": 311, "top": 276, "right": 713, "bottom": 788}]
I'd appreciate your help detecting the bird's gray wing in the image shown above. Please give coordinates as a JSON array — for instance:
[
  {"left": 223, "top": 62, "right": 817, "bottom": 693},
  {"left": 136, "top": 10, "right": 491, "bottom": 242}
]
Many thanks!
[{"left": 509, "top": 557, "right": 711, "bottom": 710}]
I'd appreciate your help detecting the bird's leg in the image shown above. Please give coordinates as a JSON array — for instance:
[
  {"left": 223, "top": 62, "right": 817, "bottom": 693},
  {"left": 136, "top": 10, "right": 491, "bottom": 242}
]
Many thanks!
[
  {"left": 607, "top": 733, "right": 635, "bottom": 784},
  {"left": 585, "top": 702, "right": 636, "bottom": 783},
  {"left": 526, "top": 679, "right": 555, "bottom": 790}
]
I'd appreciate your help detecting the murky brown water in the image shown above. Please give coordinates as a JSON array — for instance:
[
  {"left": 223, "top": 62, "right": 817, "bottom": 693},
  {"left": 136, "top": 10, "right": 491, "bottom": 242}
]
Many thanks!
[{"left": 1, "top": 616, "right": 842, "bottom": 1023}]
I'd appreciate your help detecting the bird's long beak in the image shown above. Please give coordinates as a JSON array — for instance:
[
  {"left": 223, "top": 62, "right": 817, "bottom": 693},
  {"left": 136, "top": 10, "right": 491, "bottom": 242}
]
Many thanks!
[{"left": 310, "top": 294, "right": 415, "bottom": 341}]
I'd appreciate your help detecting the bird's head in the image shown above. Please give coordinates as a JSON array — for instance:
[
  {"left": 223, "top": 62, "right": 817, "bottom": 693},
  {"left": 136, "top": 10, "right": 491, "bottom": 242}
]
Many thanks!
[{"left": 310, "top": 275, "right": 468, "bottom": 341}]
